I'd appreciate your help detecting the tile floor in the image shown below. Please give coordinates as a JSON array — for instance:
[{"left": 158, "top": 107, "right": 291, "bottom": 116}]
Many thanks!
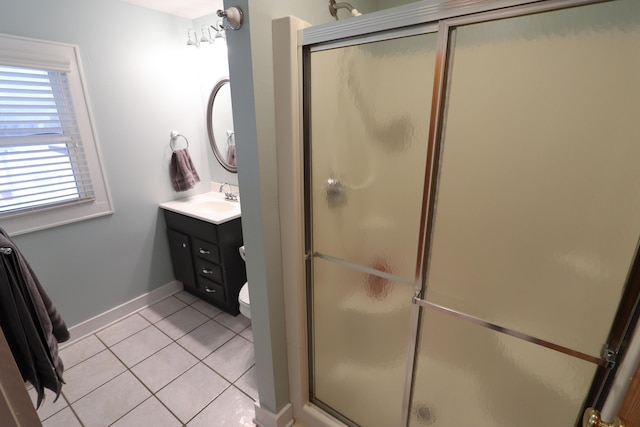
[{"left": 28, "top": 291, "right": 257, "bottom": 427}]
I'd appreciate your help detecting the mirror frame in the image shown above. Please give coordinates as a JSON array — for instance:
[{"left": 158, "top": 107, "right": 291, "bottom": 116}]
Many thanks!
[{"left": 206, "top": 77, "right": 237, "bottom": 173}]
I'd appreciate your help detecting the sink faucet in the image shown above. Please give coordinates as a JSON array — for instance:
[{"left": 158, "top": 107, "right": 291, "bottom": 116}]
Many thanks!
[{"left": 219, "top": 182, "right": 238, "bottom": 201}]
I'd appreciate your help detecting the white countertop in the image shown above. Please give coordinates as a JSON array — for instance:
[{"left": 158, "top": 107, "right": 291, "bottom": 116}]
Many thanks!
[{"left": 160, "top": 190, "right": 241, "bottom": 225}]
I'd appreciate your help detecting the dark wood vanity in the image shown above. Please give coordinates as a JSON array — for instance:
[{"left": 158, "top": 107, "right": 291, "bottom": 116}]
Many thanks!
[{"left": 162, "top": 209, "right": 245, "bottom": 315}]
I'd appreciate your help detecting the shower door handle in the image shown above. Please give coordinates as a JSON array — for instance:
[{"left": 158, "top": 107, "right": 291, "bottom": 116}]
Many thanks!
[{"left": 583, "top": 408, "right": 626, "bottom": 427}]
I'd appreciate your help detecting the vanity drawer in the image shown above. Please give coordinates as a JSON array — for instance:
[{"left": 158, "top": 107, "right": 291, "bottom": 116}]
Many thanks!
[
  {"left": 197, "top": 278, "right": 226, "bottom": 304},
  {"left": 164, "top": 210, "right": 218, "bottom": 244},
  {"left": 194, "top": 258, "right": 223, "bottom": 284},
  {"left": 192, "top": 237, "right": 220, "bottom": 264}
]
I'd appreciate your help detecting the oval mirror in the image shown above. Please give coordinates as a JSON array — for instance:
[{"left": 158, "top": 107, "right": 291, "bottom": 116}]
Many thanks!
[{"left": 207, "top": 78, "right": 236, "bottom": 173}]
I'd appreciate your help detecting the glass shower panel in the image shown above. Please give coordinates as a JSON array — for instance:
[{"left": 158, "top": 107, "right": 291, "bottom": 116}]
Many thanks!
[
  {"left": 424, "top": 0, "right": 640, "bottom": 357},
  {"left": 312, "top": 257, "right": 414, "bottom": 427},
  {"left": 310, "top": 33, "right": 436, "bottom": 282},
  {"left": 409, "top": 308, "right": 597, "bottom": 427}
]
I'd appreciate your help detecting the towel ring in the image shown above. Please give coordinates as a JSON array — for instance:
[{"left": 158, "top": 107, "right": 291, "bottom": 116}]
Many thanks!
[{"left": 170, "top": 131, "right": 189, "bottom": 152}]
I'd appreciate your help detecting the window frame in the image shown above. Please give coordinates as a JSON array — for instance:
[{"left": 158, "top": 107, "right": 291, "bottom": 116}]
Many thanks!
[{"left": 0, "top": 33, "right": 113, "bottom": 235}]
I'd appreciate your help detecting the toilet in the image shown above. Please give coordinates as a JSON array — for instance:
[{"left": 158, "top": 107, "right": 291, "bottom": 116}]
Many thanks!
[{"left": 238, "top": 246, "right": 251, "bottom": 319}]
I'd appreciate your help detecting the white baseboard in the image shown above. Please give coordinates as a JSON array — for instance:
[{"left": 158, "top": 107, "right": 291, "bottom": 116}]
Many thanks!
[
  {"left": 255, "top": 402, "right": 294, "bottom": 427},
  {"left": 62, "top": 281, "right": 183, "bottom": 346}
]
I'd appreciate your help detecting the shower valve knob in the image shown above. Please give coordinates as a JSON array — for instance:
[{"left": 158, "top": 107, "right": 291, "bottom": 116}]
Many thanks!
[{"left": 325, "top": 177, "right": 347, "bottom": 208}]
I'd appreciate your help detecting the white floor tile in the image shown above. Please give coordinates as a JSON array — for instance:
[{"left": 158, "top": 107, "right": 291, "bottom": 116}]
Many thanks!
[
  {"left": 42, "top": 407, "right": 82, "bottom": 427},
  {"left": 131, "top": 343, "right": 198, "bottom": 392},
  {"left": 138, "top": 296, "right": 187, "bottom": 323},
  {"left": 187, "top": 386, "right": 256, "bottom": 427},
  {"left": 63, "top": 350, "right": 127, "bottom": 403},
  {"left": 111, "top": 397, "right": 182, "bottom": 427},
  {"left": 177, "top": 320, "right": 235, "bottom": 360},
  {"left": 28, "top": 387, "right": 67, "bottom": 421},
  {"left": 191, "top": 299, "right": 222, "bottom": 318},
  {"left": 155, "top": 306, "right": 209, "bottom": 340},
  {"left": 214, "top": 311, "right": 251, "bottom": 333},
  {"left": 203, "top": 336, "right": 255, "bottom": 382},
  {"left": 96, "top": 314, "right": 151, "bottom": 347},
  {"left": 156, "top": 363, "right": 230, "bottom": 423},
  {"left": 110, "top": 325, "right": 172, "bottom": 367},
  {"left": 60, "top": 335, "right": 106, "bottom": 369},
  {"left": 73, "top": 372, "right": 150, "bottom": 427},
  {"left": 239, "top": 325, "right": 253, "bottom": 342},
  {"left": 173, "top": 290, "right": 200, "bottom": 305},
  {"left": 235, "top": 366, "right": 258, "bottom": 401}
]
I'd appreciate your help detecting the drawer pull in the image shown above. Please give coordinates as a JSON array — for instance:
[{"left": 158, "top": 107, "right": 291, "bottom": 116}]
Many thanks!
[
  {"left": 204, "top": 286, "right": 216, "bottom": 293},
  {"left": 202, "top": 268, "right": 214, "bottom": 275},
  {"left": 182, "top": 243, "right": 187, "bottom": 248},
  {"left": 199, "top": 248, "right": 210, "bottom": 255}
]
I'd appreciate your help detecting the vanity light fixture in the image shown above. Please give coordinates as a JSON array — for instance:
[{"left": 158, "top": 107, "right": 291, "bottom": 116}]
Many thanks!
[
  {"left": 214, "top": 25, "right": 226, "bottom": 41},
  {"left": 200, "top": 21, "right": 226, "bottom": 45},
  {"left": 188, "top": 21, "right": 226, "bottom": 47},
  {"left": 186, "top": 28, "right": 200, "bottom": 47},
  {"left": 200, "top": 26, "right": 213, "bottom": 44}
]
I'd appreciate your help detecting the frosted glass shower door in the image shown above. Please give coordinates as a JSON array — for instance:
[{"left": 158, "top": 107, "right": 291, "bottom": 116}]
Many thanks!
[
  {"left": 411, "top": 1, "right": 640, "bottom": 426},
  {"left": 307, "top": 33, "right": 437, "bottom": 427}
]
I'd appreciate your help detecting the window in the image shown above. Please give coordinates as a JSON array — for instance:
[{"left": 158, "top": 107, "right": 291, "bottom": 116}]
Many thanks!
[{"left": 0, "top": 33, "right": 112, "bottom": 235}]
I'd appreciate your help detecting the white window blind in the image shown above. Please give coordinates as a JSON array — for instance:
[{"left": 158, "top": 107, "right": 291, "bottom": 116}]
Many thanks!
[{"left": 0, "top": 65, "right": 95, "bottom": 216}]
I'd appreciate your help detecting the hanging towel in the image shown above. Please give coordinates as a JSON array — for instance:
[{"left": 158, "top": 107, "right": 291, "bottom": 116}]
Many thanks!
[
  {"left": 170, "top": 148, "right": 200, "bottom": 192},
  {"left": 0, "top": 228, "right": 69, "bottom": 408},
  {"left": 227, "top": 144, "right": 237, "bottom": 167}
]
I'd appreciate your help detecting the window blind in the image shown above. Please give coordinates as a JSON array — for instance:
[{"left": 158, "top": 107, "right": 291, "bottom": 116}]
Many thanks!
[{"left": 0, "top": 65, "right": 95, "bottom": 216}]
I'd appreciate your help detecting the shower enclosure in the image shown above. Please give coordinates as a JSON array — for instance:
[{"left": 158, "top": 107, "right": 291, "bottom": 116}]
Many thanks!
[{"left": 300, "top": 0, "right": 640, "bottom": 426}]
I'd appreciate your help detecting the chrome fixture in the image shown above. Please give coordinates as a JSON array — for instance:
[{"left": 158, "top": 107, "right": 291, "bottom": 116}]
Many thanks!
[
  {"left": 200, "top": 21, "right": 226, "bottom": 44},
  {"left": 186, "top": 28, "right": 200, "bottom": 47},
  {"left": 187, "top": 20, "right": 226, "bottom": 47},
  {"left": 328, "top": 0, "right": 362, "bottom": 20},
  {"left": 219, "top": 182, "right": 238, "bottom": 201},
  {"left": 169, "top": 130, "right": 189, "bottom": 152},
  {"left": 325, "top": 177, "right": 347, "bottom": 208},
  {"left": 217, "top": 7, "right": 244, "bottom": 30}
]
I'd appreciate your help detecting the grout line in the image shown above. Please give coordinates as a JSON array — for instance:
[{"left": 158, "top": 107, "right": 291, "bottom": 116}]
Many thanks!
[
  {"left": 58, "top": 294, "right": 255, "bottom": 427},
  {"left": 183, "top": 382, "right": 234, "bottom": 426},
  {"left": 231, "top": 383, "right": 259, "bottom": 404},
  {"left": 62, "top": 348, "right": 129, "bottom": 405},
  {"left": 61, "top": 392, "right": 86, "bottom": 427},
  {"left": 93, "top": 313, "right": 152, "bottom": 348}
]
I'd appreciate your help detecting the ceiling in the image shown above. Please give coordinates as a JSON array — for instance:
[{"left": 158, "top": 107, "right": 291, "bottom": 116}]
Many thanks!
[{"left": 120, "top": 0, "right": 223, "bottom": 20}]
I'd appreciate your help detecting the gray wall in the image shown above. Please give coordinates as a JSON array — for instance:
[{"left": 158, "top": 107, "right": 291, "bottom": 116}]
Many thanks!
[
  {"left": 222, "top": 0, "right": 329, "bottom": 417},
  {"left": 223, "top": 0, "right": 425, "bottom": 416},
  {"left": 1, "top": 0, "right": 228, "bottom": 327}
]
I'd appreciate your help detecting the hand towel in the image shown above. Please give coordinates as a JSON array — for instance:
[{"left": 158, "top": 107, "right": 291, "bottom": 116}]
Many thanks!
[
  {"left": 170, "top": 148, "right": 200, "bottom": 192},
  {"left": 227, "top": 144, "right": 237, "bottom": 167}
]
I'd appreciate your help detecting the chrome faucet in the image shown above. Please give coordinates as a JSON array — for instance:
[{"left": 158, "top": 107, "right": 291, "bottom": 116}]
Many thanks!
[{"left": 219, "top": 182, "right": 238, "bottom": 201}]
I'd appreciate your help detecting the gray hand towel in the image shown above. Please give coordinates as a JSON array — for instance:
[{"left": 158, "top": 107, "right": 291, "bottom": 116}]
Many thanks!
[
  {"left": 227, "top": 144, "right": 237, "bottom": 167},
  {"left": 170, "top": 148, "right": 200, "bottom": 192}
]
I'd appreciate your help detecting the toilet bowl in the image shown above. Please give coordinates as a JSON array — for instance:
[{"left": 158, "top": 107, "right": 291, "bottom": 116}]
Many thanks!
[
  {"left": 239, "top": 282, "right": 251, "bottom": 319},
  {"left": 238, "top": 246, "right": 251, "bottom": 319}
]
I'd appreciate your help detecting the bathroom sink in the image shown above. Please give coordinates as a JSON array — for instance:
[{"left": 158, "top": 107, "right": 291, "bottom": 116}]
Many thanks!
[
  {"left": 160, "top": 188, "right": 241, "bottom": 225},
  {"left": 193, "top": 200, "right": 235, "bottom": 212}
]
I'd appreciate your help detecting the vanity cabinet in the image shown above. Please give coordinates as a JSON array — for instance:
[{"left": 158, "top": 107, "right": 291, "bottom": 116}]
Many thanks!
[{"left": 163, "top": 210, "right": 246, "bottom": 315}]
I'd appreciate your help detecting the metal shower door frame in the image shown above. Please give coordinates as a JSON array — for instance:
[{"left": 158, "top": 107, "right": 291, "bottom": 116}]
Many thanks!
[{"left": 301, "top": 1, "right": 640, "bottom": 425}]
